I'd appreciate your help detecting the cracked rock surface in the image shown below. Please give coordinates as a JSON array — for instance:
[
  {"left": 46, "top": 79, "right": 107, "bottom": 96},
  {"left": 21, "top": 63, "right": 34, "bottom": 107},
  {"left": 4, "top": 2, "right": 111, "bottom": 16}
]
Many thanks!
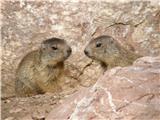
[
  {"left": 2, "top": 0, "right": 160, "bottom": 98},
  {"left": 1, "top": 0, "right": 160, "bottom": 120},
  {"left": 47, "top": 56, "right": 160, "bottom": 120}
]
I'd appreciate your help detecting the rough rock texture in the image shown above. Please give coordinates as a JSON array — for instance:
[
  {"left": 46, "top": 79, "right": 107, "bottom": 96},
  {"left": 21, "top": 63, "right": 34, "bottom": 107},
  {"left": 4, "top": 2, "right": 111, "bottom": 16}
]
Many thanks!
[
  {"left": 2, "top": 93, "right": 64, "bottom": 120},
  {"left": 1, "top": 1, "right": 160, "bottom": 119},
  {"left": 47, "top": 56, "right": 160, "bottom": 120},
  {"left": 3, "top": 56, "right": 159, "bottom": 120},
  {"left": 1, "top": 1, "right": 160, "bottom": 98}
]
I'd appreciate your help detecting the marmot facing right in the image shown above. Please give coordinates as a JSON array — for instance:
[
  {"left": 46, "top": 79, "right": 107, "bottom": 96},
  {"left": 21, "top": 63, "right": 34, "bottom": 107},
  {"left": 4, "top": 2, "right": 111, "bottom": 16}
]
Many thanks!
[
  {"left": 84, "top": 35, "right": 141, "bottom": 69},
  {"left": 15, "top": 37, "right": 72, "bottom": 97}
]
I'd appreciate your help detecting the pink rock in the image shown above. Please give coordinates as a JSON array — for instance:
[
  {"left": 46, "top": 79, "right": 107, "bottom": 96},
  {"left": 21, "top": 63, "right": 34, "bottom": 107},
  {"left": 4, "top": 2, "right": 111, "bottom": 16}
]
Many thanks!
[
  {"left": 2, "top": 1, "right": 160, "bottom": 98},
  {"left": 47, "top": 56, "right": 160, "bottom": 120},
  {"left": 46, "top": 88, "right": 89, "bottom": 120}
]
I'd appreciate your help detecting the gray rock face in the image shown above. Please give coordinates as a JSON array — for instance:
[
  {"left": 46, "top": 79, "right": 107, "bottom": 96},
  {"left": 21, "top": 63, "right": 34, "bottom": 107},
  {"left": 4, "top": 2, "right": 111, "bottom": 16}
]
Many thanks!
[
  {"left": 1, "top": 1, "right": 160, "bottom": 98},
  {"left": 47, "top": 56, "right": 160, "bottom": 120}
]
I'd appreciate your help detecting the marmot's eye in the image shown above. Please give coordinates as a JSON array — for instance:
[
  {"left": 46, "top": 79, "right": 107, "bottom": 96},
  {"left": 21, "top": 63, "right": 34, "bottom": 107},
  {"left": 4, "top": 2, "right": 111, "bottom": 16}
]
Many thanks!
[
  {"left": 51, "top": 46, "right": 58, "bottom": 50},
  {"left": 96, "top": 42, "right": 102, "bottom": 48},
  {"left": 110, "top": 40, "right": 114, "bottom": 44}
]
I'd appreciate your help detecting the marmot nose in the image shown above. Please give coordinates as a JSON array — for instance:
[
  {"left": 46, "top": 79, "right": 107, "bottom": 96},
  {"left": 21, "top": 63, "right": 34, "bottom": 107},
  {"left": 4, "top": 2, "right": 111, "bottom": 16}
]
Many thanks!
[
  {"left": 84, "top": 49, "right": 89, "bottom": 55},
  {"left": 67, "top": 47, "right": 72, "bottom": 54}
]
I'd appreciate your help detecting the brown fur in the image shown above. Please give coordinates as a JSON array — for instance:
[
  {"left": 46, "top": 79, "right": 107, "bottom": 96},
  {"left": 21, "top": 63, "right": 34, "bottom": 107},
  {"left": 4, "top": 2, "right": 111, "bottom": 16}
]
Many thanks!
[
  {"left": 84, "top": 35, "right": 141, "bottom": 69},
  {"left": 15, "top": 38, "right": 72, "bottom": 97}
]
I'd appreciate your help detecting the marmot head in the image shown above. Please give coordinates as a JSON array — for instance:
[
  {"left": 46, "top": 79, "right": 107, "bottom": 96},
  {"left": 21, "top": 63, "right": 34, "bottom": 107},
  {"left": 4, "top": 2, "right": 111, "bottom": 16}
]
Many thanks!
[
  {"left": 84, "top": 35, "right": 121, "bottom": 65},
  {"left": 40, "top": 37, "right": 72, "bottom": 66}
]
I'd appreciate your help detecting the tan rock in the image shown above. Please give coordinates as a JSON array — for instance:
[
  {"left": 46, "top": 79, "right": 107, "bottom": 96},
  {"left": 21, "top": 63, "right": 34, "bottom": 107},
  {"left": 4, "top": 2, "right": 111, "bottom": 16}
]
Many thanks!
[
  {"left": 47, "top": 56, "right": 160, "bottom": 120},
  {"left": 2, "top": 1, "right": 160, "bottom": 98},
  {"left": 1, "top": 1, "right": 160, "bottom": 119}
]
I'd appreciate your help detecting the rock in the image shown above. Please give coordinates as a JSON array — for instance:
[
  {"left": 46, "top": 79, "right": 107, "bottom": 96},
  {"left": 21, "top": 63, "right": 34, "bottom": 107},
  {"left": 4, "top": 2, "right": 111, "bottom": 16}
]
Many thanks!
[
  {"left": 1, "top": 93, "right": 60, "bottom": 120},
  {"left": 46, "top": 88, "right": 89, "bottom": 120},
  {"left": 21, "top": 115, "right": 33, "bottom": 120},
  {"left": 4, "top": 117, "right": 14, "bottom": 120},
  {"left": 1, "top": 0, "right": 160, "bottom": 98},
  {"left": 9, "top": 108, "right": 22, "bottom": 113},
  {"left": 1, "top": 0, "right": 160, "bottom": 119},
  {"left": 47, "top": 56, "right": 160, "bottom": 120}
]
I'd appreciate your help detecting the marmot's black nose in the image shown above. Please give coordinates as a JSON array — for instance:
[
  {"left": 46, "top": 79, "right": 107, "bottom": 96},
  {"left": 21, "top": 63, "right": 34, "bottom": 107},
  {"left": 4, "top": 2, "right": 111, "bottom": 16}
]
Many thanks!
[
  {"left": 84, "top": 50, "right": 89, "bottom": 55},
  {"left": 67, "top": 47, "right": 72, "bottom": 54}
]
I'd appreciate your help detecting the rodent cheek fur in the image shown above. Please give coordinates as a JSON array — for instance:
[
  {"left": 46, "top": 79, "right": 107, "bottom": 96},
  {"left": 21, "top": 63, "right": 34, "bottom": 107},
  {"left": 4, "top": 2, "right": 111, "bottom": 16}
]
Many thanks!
[{"left": 41, "top": 50, "right": 59, "bottom": 64}]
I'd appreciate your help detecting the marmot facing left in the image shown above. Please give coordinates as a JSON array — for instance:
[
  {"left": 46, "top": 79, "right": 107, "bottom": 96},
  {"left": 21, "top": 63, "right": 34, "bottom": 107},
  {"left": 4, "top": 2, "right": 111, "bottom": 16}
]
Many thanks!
[
  {"left": 84, "top": 35, "right": 141, "bottom": 69},
  {"left": 15, "top": 38, "right": 72, "bottom": 97}
]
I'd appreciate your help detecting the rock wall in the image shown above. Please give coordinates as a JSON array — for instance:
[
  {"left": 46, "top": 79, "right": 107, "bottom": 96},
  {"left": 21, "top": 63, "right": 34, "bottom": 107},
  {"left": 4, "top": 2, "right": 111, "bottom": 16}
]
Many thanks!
[
  {"left": 1, "top": 0, "right": 160, "bottom": 97},
  {"left": 47, "top": 56, "right": 160, "bottom": 120}
]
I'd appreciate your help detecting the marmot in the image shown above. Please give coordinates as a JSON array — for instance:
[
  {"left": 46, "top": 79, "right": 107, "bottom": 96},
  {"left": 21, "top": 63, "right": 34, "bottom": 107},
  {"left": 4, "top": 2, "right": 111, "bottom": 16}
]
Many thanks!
[
  {"left": 84, "top": 35, "right": 141, "bottom": 69},
  {"left": 15, "top": 38, "right": 72, "bottom": 97}
]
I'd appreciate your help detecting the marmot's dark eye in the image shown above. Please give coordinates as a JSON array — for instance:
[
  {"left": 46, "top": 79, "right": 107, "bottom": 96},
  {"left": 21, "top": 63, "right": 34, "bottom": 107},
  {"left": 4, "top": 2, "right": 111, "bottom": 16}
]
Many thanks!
[
  {"left": 96, "top": 42, "right": 102, "bottom": 48},
  {"left": 110, "top": 40, "right": 114, "bottom": 44},
  {"left": 51, "top": 46, "right": 58, "bottom": 50}
]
